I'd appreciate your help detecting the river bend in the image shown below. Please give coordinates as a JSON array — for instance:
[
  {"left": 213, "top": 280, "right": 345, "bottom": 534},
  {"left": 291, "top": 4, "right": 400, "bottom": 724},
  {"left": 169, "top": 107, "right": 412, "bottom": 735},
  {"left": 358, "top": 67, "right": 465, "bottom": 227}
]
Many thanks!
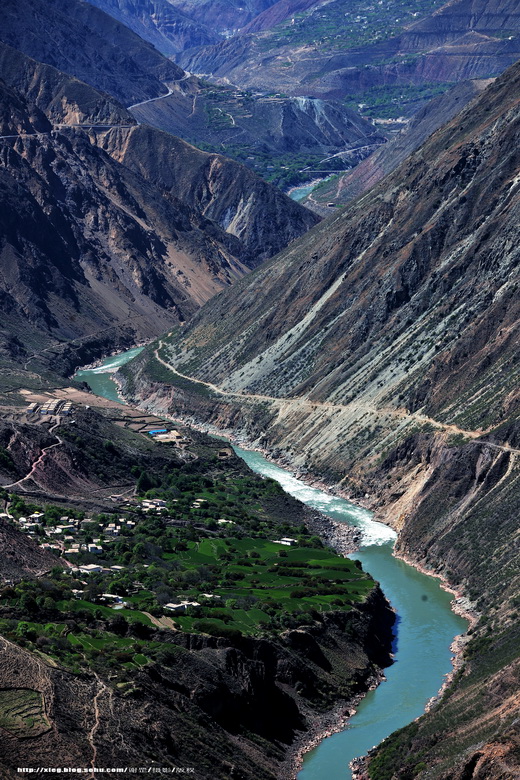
[{"left": 76, "top": 351, "right": 467, "bottom": 780}]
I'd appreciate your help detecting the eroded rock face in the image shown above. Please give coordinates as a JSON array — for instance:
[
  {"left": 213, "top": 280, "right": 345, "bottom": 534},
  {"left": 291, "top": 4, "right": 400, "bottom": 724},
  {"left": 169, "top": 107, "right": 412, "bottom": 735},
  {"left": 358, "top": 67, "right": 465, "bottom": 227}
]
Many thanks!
[
  {"left": 99, "top": 123, "right": 320, "bottom": 266},
  {"left": 85, "top": 0, "right": 220, "bottom": 57},
  {"left": 0, "top": 51, "right": 318, "bottom": 371}
]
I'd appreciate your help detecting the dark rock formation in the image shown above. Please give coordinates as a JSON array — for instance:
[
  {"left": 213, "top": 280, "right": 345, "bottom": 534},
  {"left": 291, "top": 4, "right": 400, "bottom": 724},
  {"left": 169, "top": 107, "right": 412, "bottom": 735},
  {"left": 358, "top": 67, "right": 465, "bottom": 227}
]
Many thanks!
[
  {"left": 0, "top": 0, "right": 184, "bottom": 105},
  {"left": 85, "top": 0, "right": 219, "bottom": 56},
  {"left": 0, "top": 42, "right": 135, "bottom": 128}
]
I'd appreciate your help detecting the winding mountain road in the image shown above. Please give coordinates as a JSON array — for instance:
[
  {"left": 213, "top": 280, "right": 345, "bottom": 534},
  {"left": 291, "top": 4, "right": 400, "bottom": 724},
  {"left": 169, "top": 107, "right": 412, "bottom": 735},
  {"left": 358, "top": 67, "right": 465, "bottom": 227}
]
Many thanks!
[
  {"left": 153, "top": 340, "right": 520, "bottom": 455},
  {"left": 127, "top": 85, "right": 174, "bottom": 110},
  {"left": 4, "top": 423, "right": 63, "bottom": 490},
  {"left": 0, "top": 80, "right": 179, "bottom": 141}
]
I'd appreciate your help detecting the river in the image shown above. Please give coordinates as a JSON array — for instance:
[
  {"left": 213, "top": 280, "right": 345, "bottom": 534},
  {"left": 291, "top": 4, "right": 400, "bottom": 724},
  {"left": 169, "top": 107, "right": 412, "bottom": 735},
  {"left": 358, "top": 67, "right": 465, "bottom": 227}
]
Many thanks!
[
  {"left": 288, "top": 175, "right": 334, "bottom": 202},
  {"left": 76, "top": 350, "right": 468, "bottom": 780}
]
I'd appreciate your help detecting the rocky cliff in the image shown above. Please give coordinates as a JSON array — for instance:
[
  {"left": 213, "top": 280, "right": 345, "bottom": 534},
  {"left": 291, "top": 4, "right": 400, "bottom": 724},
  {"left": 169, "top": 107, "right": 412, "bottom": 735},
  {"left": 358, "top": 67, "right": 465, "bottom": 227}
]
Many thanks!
[
  {"left": 0, "top": 42, "right": 135, "bottom": 128},
  {"left": 98, "top": 123, "right": 320, "bottom": 264}
]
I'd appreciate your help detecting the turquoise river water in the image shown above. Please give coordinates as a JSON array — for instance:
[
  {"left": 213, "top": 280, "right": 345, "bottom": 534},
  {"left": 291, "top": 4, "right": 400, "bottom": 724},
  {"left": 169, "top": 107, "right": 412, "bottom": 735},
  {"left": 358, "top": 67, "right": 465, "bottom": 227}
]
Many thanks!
[{"left": 76, "top": 350, "right": 468, "bottom": 780}]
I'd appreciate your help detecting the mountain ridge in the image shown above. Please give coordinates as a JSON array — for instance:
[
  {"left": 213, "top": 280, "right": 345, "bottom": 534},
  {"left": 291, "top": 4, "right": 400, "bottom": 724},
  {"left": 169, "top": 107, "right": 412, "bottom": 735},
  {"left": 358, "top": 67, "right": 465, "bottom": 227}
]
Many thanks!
[
  {"left": 0, "top": 49, "right": 318, "bottom": 376},
  {"left": 1, "top": 0, "right": 184, "bottom": 105}
]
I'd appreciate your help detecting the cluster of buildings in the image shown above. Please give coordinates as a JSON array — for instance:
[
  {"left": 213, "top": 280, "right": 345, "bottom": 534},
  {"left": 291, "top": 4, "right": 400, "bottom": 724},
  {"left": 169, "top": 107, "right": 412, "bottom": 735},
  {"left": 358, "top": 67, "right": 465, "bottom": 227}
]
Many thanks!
[
  {"left": 8, "top": 511, "right": 138, "bottom": 559},
  {"left": 271, "top": 537, "right": 298, "bottom": 547},
  {"left": 140, "top": 498, "right": 167, "bottom": 513},
  {"left": 27, "top": 400, "right": 74, "bottom": 416}
]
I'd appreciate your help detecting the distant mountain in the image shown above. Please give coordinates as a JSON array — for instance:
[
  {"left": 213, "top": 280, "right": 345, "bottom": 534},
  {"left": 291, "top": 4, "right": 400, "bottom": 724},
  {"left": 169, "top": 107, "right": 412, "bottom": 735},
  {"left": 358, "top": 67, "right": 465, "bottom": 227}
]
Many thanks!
[
  {"left": 180, "top": 0, "right": 520, "bottom": 102},
  {"left": 85, "top": 0, "right": 220, "bottom": 56},
  {"left": 0, "top": 51, "right": 317, "bottom": 373},
  {"left": 306, "top": 78, "right": 491, "bottom": 212},
  {"left": 124, "top": 57, "right": 520, "bottom": 780},
  {"left": 168, "top": 0, "right": 280, "bottom": 35},
  {"left": 0, "top": 0, "right": 184, "bottom": 105},
  {"left": 0, "top": 0, "right": 383, "bottom": 188}
]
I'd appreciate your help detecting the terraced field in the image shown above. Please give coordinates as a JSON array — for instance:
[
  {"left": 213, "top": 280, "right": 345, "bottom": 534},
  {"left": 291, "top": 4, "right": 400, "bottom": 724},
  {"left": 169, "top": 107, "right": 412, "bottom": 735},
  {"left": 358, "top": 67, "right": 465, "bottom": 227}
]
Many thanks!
[{"left": 0, "top": 688, "right": 50, "bottom": 737}]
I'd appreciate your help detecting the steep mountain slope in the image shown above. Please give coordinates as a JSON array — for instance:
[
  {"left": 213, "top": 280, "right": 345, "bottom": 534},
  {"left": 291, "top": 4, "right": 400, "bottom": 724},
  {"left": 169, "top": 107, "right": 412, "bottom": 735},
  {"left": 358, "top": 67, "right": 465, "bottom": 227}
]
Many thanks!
[
  {"left": 0, "top": 55, "right": 317, "bottom": 374},
  {"left": 0, "top": 0, "right": 183, "bottom": 105},
  {"left": 122, "top": 57, "right": 520, "bottom": 780},
  {"left": 139, "top": 60, "right": 520, "bottom": 431},
  {"left": 168, "top": 0, "right": 279, "bottom": 35},
  {"left": 99, "top": 123, "right": 319, "bottom": 262},
  {"left": 181, "top": 0, "right": 520, "bottom": 101},
  {"left": 0, "top": 43, "right": 134, "bottom": 127},
  {"left": 85, "top": 0, "right": 219, "bottom": 56},
  {"left": 306, "top": 78, "right": 491, "bottom": 212}
]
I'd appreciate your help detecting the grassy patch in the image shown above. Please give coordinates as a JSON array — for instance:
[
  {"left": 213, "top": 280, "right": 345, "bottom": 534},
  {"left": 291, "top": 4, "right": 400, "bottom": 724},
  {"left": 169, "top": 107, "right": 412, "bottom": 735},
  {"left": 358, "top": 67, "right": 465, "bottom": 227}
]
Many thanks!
[{"left": 0, "top": 689, "right": 50, "bottom": 737}]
